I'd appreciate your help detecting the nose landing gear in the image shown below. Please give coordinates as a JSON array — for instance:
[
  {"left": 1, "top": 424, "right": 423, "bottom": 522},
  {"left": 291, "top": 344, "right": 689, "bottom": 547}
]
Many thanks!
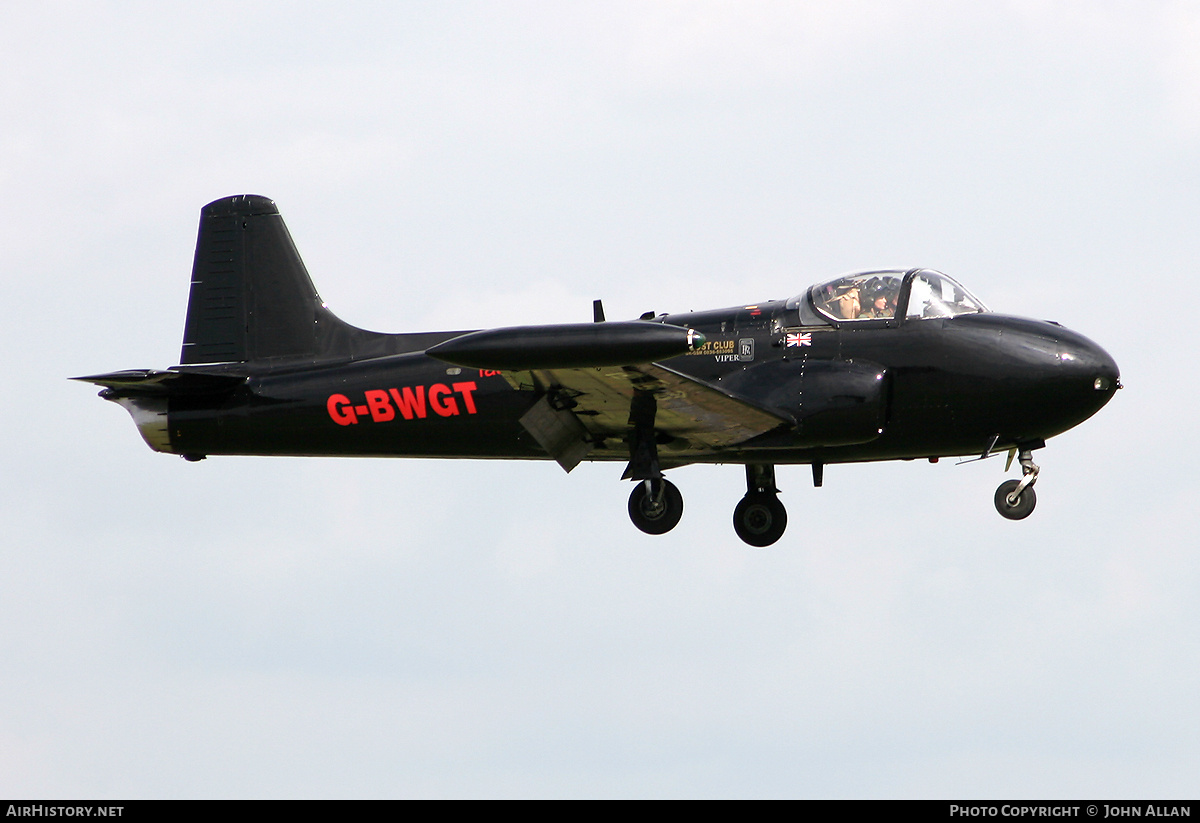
[{"left": 994, "top": 449, "right": 1039, "bottom": 520}]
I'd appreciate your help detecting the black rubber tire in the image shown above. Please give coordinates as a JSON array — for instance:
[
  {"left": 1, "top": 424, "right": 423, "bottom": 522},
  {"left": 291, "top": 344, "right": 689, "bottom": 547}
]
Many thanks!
[
  {"left": 994, "top": 479, "right": 1037, "bottom": 520},
  {"left": 733, "top": 492, "right": 788, "bottom": 547},
  {"left": 628, "top": 479, "right": 684, "bottom": 535}
]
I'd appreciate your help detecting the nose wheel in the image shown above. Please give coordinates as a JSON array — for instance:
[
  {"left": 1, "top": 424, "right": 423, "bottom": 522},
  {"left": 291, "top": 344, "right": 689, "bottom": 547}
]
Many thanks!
[
  {"left": 994, "top": 449, "right": 1039, "bottom": 520},
  {"left": 628, "top": 478, "right": 684, "bottom": 534}
]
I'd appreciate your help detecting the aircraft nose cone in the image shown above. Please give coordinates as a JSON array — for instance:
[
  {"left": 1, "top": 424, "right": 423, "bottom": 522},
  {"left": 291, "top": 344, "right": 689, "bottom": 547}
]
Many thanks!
[{"left": 1056, "top": 328, "right": 1121, "bottom": 415}]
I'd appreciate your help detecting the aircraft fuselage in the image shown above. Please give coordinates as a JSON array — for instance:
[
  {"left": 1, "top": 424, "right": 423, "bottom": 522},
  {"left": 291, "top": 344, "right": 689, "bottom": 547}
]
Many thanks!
[{"left": 161, "top": 301, "right": 1117, "bottom": 468}]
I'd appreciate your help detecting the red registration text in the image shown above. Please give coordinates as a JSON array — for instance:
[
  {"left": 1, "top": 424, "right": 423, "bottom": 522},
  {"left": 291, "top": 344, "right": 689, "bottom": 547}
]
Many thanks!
[{"left": 327, "top": 382, "right": 479, "bottom": 426}]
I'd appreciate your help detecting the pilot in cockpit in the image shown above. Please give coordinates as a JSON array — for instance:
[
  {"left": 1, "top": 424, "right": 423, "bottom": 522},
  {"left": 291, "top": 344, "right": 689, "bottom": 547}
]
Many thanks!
[
  {"left": 834, "top": 287, "right": 861, "bottom": 319},
  {"left": 857, "top": 292, "right": 894, "bottom": 319}
]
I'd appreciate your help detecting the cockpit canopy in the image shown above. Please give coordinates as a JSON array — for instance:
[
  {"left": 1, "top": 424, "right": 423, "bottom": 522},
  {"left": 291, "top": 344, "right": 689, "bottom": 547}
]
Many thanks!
[{"left": 802, "top": 269, "right": 987, "bottom": 324}]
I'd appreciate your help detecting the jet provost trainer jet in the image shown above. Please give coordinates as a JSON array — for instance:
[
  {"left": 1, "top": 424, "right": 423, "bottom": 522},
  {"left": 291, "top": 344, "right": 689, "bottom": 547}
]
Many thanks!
[{"left": 76, "top": 195, "right": 1121, "bottom": 546}]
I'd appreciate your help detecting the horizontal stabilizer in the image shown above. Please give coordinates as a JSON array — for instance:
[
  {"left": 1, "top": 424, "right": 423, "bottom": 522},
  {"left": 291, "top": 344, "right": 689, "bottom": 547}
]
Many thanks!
[{"left": 72, "top": 369, "right": 246, "bottom": 396}]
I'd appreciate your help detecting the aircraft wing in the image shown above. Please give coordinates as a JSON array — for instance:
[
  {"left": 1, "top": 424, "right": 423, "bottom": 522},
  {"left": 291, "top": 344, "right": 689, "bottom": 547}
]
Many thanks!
[
  {"left": 427, "top": 319, "right": 793, "bottom": 470},
  {"left": 502, "top": 362, "right": 793, "bottom": 470}
]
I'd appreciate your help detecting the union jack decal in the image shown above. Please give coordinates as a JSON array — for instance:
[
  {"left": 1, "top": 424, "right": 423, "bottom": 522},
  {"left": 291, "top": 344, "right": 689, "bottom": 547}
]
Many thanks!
[{"left": 786, "top": 332, "right": 812, "bottom": 347}]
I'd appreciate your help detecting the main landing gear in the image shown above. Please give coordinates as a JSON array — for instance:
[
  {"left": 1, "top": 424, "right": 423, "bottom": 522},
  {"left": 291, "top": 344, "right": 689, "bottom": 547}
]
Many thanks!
[
  {"left": 624, "top": 391, "right": 685, "bottom": 536},
  {"left": 623, "top": 392, "right": 793, "bottom": 545},
  {"left": 628, "top": 478, "right": 684, "bottom": 535},
  {"left": 733, "top": 464, "right": 787, "bottom": 547},
  {"left": 994, "top": 448, "right": 1040, "bottom": 520},
  {"left": 624, "top": 463, "right": 791, "bottom": 548}
]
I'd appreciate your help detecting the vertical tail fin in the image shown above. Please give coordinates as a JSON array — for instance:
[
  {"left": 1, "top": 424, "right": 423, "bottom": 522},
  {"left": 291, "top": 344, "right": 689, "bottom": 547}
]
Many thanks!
[
  {"left": 180, "top": 195, "right": 459, "bottom": 366},
  {"left": 181, "top": 195, "right": 339, "bottom": 364}
]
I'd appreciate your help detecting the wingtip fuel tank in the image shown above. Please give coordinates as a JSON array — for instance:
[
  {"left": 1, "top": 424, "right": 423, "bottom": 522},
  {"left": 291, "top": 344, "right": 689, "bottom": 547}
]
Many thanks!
[{"left": 426, "top": 321, "right": 706, "bottom": 371}]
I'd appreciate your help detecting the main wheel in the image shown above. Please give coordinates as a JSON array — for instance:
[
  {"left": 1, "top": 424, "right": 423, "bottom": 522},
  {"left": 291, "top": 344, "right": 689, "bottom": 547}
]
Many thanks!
[
  {"left": 733, "top": 492, "right": 787, "bottom": 547},
  {"left": 994, "top": 479, "right": 1037, "bottom": 520},
  {"left": 628, "top": 479, "right": 684, "bottom": 535}
]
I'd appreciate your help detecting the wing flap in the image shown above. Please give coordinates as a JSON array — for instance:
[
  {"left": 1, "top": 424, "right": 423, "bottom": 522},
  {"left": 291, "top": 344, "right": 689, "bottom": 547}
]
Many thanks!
[{"left": 508, "top": 362, "right": 792, "bottom": 453}]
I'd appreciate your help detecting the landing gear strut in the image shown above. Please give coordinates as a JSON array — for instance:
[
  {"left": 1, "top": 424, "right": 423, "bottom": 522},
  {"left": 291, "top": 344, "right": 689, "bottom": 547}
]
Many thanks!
[
  {"left": 624, "top": 389, "right": 685, "bottom": 535},
  {"left": 994, "top": 449, "right": 1039, "bottom": 520},
  {"left": 733, "top": 464, "right": 787, "bottom": 547}
]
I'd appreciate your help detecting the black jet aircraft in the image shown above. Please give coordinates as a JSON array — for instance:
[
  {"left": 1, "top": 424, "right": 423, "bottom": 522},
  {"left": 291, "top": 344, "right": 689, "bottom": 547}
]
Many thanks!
[{"left": 77, "top": 195, "right": 1121, "bottom": 546}]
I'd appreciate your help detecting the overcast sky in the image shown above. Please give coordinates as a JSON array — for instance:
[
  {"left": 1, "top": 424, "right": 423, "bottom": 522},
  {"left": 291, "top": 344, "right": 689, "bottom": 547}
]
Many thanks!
[{"left": 1, "top": 1, "right": 1197, "bottom": 798}]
